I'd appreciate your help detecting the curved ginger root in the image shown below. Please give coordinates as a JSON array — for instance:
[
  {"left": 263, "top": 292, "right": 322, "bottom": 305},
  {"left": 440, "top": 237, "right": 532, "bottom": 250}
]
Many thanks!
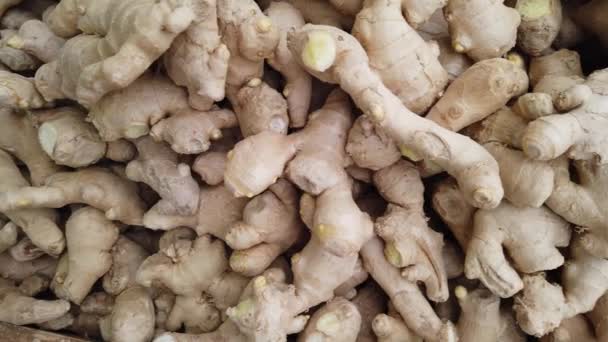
[
  {"left": 0, "top": 108, "right": 62, "bottom": 185},
  {"left": 426, "top": 58, "right": 529, "bottom": 131},
  {"left": 360, "top": 237, "right": 457, "bottom": 342},
  {"left": 36, "top": 106, "right": 106, "bottom": 168},
  {"left": 444, "top": 0, "right": 520, "bottom": 61},
  {"left": 0, "top": 277, "right": 70, "bottom": 325},
  {"left": 352, "top": 0, "right": 448, "bottom": 114},
  {"left": 164, "top": 0, "right": 229, "bottom": 110},
  {"left": 265, "top": 2, "right": 312, "bottom": 128},
  {"left": 126, "top": 137, "right": 200, "bottom": 216},
  {"left": 226, "top": 179, "right": 303, "bottom": 276},
  {"left": 514, "top": 235, "right": 608, "bottom": 336},
  {"left": 0, "top": 149, "right": 63, "bottom": 256},
  {"left": 288, "top": 25, "right": 503, "bottom": 209},
  {"left": 545, "top": 158, "right": 608, "bottom": 258},
  {"left": 455, "top": 286, "right": 525, "bottom": 342},
  {"left": 0, "top": 70, "right": 47, "bottom": 110},
  {"left": 298, "top": 297, "right": 361, "bottom": 342},
  {"left": 52, "top": 207, "right": 119, "bottom": 304},
  {"left": 465, "top": 201, "right": 570, "bottom": 298},
  {"left": 373, "top": 160, "right": 449, "bottom": 302},
  {"left": 0, "top": 167, "right": 146, "bottom": 225},
  {"left": 523, "top": 68, "right": 608, "bottom": 162},
  {"left": 37, "top": 0, "right": 194, "bottom": 107}
]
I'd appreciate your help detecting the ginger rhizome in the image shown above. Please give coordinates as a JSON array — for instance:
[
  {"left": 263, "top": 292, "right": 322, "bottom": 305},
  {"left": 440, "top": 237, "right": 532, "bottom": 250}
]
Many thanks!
[
  {"left": 352, "top": 0, "right": 448, "bottom": 114},
  {"left": 444, "top": 0, "right": 520, "bottom": 61},
  {"left": 37, "top": 0, "right": 194, "bottom": 106},
  {"left": 51, "top": 207, "right": 119, "bottom": 304},
  {"left": 164, "top": 0, "right": 229, "bottom": 110},
  {"left": 287, "top": 24, "right": 503, "bottom": 209},
  {"left": 0, "top": 167, "right": 146, "bottom": 225},
  {"left": 0, "top": 277, "right": 70, "bottom": 325},
  {"left": 515, "top": 0, "right": 562, "bottom": 56}
]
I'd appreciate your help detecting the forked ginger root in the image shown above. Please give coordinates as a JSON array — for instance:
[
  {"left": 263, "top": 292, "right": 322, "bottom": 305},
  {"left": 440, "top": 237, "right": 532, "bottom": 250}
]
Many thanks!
[
  {"left": 6, "top": 19, "right": 65, "bottom": 62},
  {"left": 0, "top": 167, "right": 146, "bottom": 225},
  {"left": 166, "top": 294, "right": 221, "bottom": 334},
  {"left": 0, "top": 277, "right": 70, "bottom": 325},
  {"left": 514, "top": 235, "right": 608, "bottom": 336},
  {"left": 164, "top": 0, "right": 229, "bottom": 110},
  {"left": 287, "top": 24, "right": 503, "bottom": 209},
  {"left": 102, "top": 236, "right": 149, "bottom": 296},
  {"left": 373, "top": 160, "right": 449, "bottom": 302},
  {"left": 444, "top": 0, "right": 520, "bottom": 61},
  {"left": 51, "top": 207, "right": 119, "bottom": 304},
  {"left": 37, "top": 0, "right": 194, "bottom": 106}
]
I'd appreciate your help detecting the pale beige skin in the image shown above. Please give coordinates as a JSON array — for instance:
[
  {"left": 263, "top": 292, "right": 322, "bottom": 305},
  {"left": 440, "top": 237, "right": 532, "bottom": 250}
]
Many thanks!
[
  {"left": 351, "top": 283, "right": 386, "bottom": 342},
  {"left": 193, "top": 152, "right": 228, "bottom": 186},
  {"left": 18, "top": 274, "right": 50, "bottom": 297},
  {"left": 0, "top": 221, "right": 17, "bottom": 254},
  {"left": 265, "top": 1, "right": 312, "bottom": 128},
  {"left": 297, "top": 297, "right": 362, "bottom": 342},
  {"left": 164, "top": 0, "right": 229, "bottom": 110},
  {"left": 444, "top": 0, "right": 520, "bottom": 61},
  {"left": 346, "top": 115, "right": 401, "bottom": 171},
  {"left": 353, "top": 0, "right": 448, "bottom": 115},
  {"left": 483, "top": 142, "right": 555, "bottom": 208},
  {"left": 0, "top": 277, "right": 70, "bottom": 325},
  {"left": 37, "top": 0, "right": 194, "bottom": 107},
  {"left": 166, "top": 294, "right": 221, "bottom": 334},
  {"left": 431, "top": 177, "right": 474, "bottom": 248},
  {"left": 373, "top": 160, "right": 449, "bottom": 302},
  {"left": 218, "top": 0, "right": 279, "bottom": 91},
  {"left": 0, "top": 167, "right": 147, "bottom": 225},
  {"left": 136, "top": 233, "right": 249, "bottom": 310},
  {"left": 455, "top": 286, "right": 525, "bottom": 342},
  {"left": 516, "top": 0, "right": 562, "bottom": 56},
  {"left": 105, "top": 139, "right": 136, "bottom": 162},
  {"left": 435, "top": 37, "right": 473, "bottom": 82},
  {"left": 0, "top": 71, "right": 46, "bottom": 110},
  {"left": 427, "top": 58, "right": 528, "bottom": 131},
  {"left": 528, "top": 49, "right": 583, "bottom": 88},
  {"left": 126, "top": 137, "right": 200, "bottom": 216},
  {"left": 9, "top": 237, "right": 44, "bottom": 261},
  {"left": 51, "top": 207, "right": 119, "bottom": 304},
  {"left": 224, "top": 89, "right": 352, "bottom": 198},
  {"left": 466, "top": 201, "right": 570, "bottom": 298},
  {"left": 154, "top": 320, "right": 247, "bottom": 342},
  {"left": 372, "top": 314, "right": 421, "bottom": 342},
  {"left": 328, "top": 0, "right": 446, "bottom": 28},
  {"left": 573, "top": 0, "right": 608, "bottom": 50},
  {"left": 541, "top": 315, "right": 597, "bottom": 342},
  {"left": 101, "top": 286, "right": 155, "bottom": 342},
  {"left": 150, "top": 108, "right": 238, "bottom": 154},
  {"left": 545, "top": 158, "right": 608, "bottom": 258},
  {"left": 36, "top": 106, "right": 107, "bottom": 168},
  {"left": 333, "top": 257, "right": 368, "bottom": 299},
  {"left": 81, "top": 291, "right": 114, "bottom": 316},
  {"left": 7, "top": 19, "right": 65, "bottom": 62},
  {"left": 514, "top": 236, "right": 608, "bottom": 337},
  {"left": 0, "top": 108, "right": 62, "bottom": 186},
  {"left": 282, "top": 0, "right": 353, "bottom": 29},
  {"left": 466, "top": 107, "right": 527, "bottom": 148},
  {"left": 360, "top": 237, "right": 457, "bottom": 342},
  {"left": 231, "top": 81, "right": 289, "bottom": 137},
  {"left": 287, "top": 25, "right": 503, "bottom": 209},
  {"left": 523, "top": 68, "right": 608, "bottom": 162},
  {"left": 0, "top": 29, "right": 40, "bottom": 71},
  {"left": 588, "top": 292, "right": 608, "bottom": 341},
  {"left": 0, "top": 251, "right": 57, "bottom": 281},
  {"left": 227, "top": 179, "right": 303, "bottom": 276},
  {"left": 102, "top": 236, "right": 149, "bottom": 296},
  {"left": 0, "top": 149, "right": 64, "bottom": 256}
]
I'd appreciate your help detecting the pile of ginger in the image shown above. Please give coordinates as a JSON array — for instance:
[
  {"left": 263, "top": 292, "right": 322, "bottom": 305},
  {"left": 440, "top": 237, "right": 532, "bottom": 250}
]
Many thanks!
[{"left": 0, "top": 0, "right": 606, "bottom": 341}]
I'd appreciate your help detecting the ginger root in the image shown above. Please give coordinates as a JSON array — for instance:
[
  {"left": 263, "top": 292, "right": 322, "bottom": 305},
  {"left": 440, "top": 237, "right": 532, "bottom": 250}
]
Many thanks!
[
  {"left": 0, "top": 277, "right": 70, "bottom": 325},
  {"left": 298, "top": 297, "right": 362, "bottom": 342},
  {"left": 288, "top": 24, "right": 503, "bottom": 209},
  {"left": 515, "top": 0, "right": 562, "bottom": 56},
  {"left": 7, "top": 19, "right": 65, "bottom": 62}
]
